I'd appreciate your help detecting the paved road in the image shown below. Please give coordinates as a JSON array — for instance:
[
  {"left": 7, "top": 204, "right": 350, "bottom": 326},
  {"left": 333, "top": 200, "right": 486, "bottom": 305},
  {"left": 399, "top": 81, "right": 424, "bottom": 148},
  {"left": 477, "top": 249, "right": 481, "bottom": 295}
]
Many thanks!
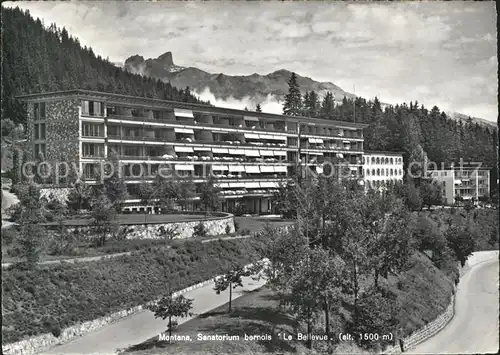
[
  {"left": 39, "top": 276, "right": 266, "bottom": 355},
  {"left": 407, "top": 259, "right": 499, "bottom": 354}
]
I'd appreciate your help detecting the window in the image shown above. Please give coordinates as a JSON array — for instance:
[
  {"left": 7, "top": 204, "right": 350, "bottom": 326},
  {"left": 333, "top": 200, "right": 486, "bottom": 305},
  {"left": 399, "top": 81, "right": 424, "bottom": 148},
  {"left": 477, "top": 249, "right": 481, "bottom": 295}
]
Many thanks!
[
  {"left": 82, "top": 123, "right": 102, "bottom": 137},
  {"left": 124, "top": 146, "right": 140, "bottom": 157},
  {"left": 82, "top": 100, "right": 104, "bottom": 117},
  {"left": 376, "top": 157, "right": 380, "bottom": 164},
  {"left": 372, "top": 169, "right": 375, "bottom": 175},
  {"left": 390, "top": 169, "right": 393, "bottom": 176},
  {"left": 33, "top": 123, "right": 46, "bottom": 140},
  {"left": 107, "top": 126, "right": 120, "bottom": 137},
  {"left": 390, "top": 158, "right": 394, "bottom": 164},
  {"left": 153, "top": 110, "right": 161, "bottom": 119},
  {"left": 34, "top": 102, "right": 46, "bottom": 120},
  {"left": 81, "top": 101, "right": 89, "bottom": 115},
  {"left": 107, "top": 106, "right": 117, "bottom": 116},
  {"left": 108, "top": 145, "right": 121, "bottom": 155},
  {"left": 84, "top": 164, "right": 98, "bottom": 179},
  {"left": 381, "top": 169, "right": 385, "bottom": 176},
  {"left": 366, "top": 169, "right": 370, "bottom": 176},
  {"left": 124, "top": 127, "right": 140, "bottom": 137},
  {"left": 386, "top": 168, "right": 389, "bottom": 176},
  {"left": 82, "top": 143, "right": 103, "bottom": 157},
  {"left": 34, "top": 143, "right": 46, "bottom": 158},
  {"left": 377, "top": 168, "right": 380, "bottom": 176}
]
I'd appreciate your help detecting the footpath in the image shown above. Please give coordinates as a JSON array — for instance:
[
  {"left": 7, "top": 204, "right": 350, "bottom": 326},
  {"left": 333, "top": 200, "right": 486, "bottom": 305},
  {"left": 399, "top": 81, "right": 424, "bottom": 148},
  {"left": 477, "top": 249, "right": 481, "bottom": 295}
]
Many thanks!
[{"left": 39, "top": 276, "right": 266, "bottom": 355}]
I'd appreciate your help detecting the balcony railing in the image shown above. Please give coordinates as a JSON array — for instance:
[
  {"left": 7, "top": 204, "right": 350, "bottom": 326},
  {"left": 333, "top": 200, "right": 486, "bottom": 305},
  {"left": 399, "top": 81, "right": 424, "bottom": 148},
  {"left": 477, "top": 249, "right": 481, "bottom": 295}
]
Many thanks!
[
  {"left": 119, "top": 174, "right": 287, "bottom": 181},
  {"left": 116, "top": 155, "right": 291, "bottom": 164},
  {"left": 107, "top": 114, "right": 290, "bottom": 135}
]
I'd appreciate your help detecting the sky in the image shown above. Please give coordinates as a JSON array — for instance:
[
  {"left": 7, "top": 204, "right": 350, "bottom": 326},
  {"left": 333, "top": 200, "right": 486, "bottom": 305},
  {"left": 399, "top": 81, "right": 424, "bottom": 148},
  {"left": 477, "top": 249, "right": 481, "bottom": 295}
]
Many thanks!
[{"left": 4, "top": 1, "right": 498, "bottom": 122}]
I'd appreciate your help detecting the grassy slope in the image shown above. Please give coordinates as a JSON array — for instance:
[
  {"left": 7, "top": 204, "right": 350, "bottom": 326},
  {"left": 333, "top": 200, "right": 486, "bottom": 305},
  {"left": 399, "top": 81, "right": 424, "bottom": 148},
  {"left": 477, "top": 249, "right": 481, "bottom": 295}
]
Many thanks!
[
  {"left": 124, "top": 250, "right": 453, "bottom": 355},
  {"left": 2, "top": 235, "right": 268, "bottom": 344}
]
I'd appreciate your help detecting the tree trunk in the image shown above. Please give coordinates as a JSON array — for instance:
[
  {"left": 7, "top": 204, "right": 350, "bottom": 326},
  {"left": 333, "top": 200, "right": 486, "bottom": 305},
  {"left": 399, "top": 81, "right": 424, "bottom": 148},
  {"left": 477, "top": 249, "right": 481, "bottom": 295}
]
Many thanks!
[
  {"left": 168, "top": 315, "right": 172, "bottom": 344},
  {"left": 324, "top": 299, "right": 330, "bottom": 341},
  {"left": 229, "top": 282, "right": 232, "bottom": 313},
  {"left": 353, "top": 259, "right": 359, "bottom": 325},
  {"left": 307, "top": 319, "right": 313, "bottom": 349}
]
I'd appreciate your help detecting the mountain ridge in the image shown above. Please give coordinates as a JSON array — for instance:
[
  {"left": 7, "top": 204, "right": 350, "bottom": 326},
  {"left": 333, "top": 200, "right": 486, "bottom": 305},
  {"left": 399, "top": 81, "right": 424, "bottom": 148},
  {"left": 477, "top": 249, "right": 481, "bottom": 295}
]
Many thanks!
[{"left": 125, "top": 51, "right": 496, "bottom": 128}]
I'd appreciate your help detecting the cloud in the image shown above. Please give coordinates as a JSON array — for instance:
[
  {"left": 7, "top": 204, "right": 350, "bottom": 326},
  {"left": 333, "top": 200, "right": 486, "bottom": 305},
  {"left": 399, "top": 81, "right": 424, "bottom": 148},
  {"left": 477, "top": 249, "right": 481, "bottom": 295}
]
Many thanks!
[
  {"left": 192, "top": 87, "right": 283, "bottom": 115},
  {"left": 3, "top": 1, "right": 497, "bottom": 122}
]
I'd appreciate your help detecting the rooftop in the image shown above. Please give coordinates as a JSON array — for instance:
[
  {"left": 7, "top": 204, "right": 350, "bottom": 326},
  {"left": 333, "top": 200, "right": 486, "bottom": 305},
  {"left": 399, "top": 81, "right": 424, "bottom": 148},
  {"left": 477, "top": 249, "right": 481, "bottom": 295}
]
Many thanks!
[
  {"left": 363, "top": 150, "right": 405, "bottom": 156},
  {"left": 17, "top": 89, "right": 368, "bottom": 130}
]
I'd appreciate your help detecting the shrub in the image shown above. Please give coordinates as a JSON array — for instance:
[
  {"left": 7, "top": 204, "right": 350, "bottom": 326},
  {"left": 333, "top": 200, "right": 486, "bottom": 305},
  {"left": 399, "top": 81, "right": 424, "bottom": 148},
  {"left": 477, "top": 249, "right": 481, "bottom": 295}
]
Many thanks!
[
  {"left": 234, "top": 221, "right": 240, "bottom": 232},
  {"left": 42, "top": 318, "right": 61, "bottom": 338},
  {"left": 352, "top": 286, "right": 400, "bottom": 350},
  {"left": 240, "top": 228, "right": 251, "bottom": 236},
  {"left": 193, "top": 222, "right": 207, "bottom": 238},
  {"left": 5, "top": 204, "right": 22, "bottom": 222},
  {"left": 2, "top": 227, "right": 19, "bottom": 245}
]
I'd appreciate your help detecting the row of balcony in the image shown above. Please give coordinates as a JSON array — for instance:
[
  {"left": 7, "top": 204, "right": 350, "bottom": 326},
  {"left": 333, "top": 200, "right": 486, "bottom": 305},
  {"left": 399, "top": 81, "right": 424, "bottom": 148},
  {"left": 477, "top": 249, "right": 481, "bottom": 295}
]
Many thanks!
[
  {"left": 84, "top": 112, "right": 364, "bottom": 139},
  {"left": 81, "top": 153, "right": 362, "bottom": 166},
  {"left": 83, "top": 138, "right": 363, "bottom": 153}
]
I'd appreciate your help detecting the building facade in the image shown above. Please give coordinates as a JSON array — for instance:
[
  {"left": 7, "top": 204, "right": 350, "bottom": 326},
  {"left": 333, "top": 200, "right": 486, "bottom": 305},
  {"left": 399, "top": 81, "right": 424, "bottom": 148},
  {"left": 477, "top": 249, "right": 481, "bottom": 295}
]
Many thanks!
[
  {"left": 427, "top": 165, "right": 491, "bottom": 205},
  {"left": 363, "top": 151, "right": 404, "bottom": 191},
  {"left": 19, "top": 90, "right": 367, "bottom": 214}
]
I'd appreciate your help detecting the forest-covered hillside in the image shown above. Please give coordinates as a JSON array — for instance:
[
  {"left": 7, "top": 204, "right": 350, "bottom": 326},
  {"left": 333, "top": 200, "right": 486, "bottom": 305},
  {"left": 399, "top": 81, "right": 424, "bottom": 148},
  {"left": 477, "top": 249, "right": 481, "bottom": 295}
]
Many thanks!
[
  {"left": 1, "top": 7, "right": 207, "bottom": 126},
  {"left": 295, "top": 82, "right": 498, "bottom": 193},
  {"left": 1, "top": 6, "right": 497, "bottom": 193}
]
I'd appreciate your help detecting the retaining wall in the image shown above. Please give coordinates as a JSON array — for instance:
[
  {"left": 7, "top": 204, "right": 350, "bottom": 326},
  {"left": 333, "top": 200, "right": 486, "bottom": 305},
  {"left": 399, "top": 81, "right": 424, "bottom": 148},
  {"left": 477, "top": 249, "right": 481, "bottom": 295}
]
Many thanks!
[
  {"left": 49, "top": 214, "right": 235, "bottom": 240},
  {"left": 40, "top": 187, "right": 71, "bottom": 203},
  {"left": 2, "top": 258, "right": 268, "bottom": 355},
  {"left": 381, "top": 250, "right": 499, "bottom": 354}
]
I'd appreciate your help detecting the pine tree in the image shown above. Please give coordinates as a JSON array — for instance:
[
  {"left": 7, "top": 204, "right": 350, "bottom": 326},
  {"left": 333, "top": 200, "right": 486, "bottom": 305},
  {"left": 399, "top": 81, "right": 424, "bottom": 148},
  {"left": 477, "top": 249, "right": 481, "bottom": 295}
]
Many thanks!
[
  {"left": 283, "top": 72, "right": 303, "bottom": 116},
  {"left": 304, "top": 90, "right": 320, "bottom": 117},
  {"left": 320, "top": 92, "right": 335, "bottom": 120}
]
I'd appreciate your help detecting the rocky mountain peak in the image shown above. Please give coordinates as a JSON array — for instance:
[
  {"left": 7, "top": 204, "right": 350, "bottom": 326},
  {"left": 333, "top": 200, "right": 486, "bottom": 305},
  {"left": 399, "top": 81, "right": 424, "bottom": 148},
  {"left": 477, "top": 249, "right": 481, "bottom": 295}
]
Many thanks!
[
  {"left": 157, "top": 51, "right": 174, "bottom": 66},
  {"left": 124, "top": 54, "right": 145, "bottom": 66}
]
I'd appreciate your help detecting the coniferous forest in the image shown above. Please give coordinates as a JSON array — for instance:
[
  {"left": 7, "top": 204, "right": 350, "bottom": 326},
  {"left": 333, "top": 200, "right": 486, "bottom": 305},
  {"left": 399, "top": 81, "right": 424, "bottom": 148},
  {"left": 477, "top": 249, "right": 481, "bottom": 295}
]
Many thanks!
[
  {"left": 1, "top": 6, "right": 498, "bottom": 193},
  {"left": 1, "top": 7, "right": 207, "bottom": 126},
  {"left": 292, "top": 76, "right": 498, "bottom": 193}
]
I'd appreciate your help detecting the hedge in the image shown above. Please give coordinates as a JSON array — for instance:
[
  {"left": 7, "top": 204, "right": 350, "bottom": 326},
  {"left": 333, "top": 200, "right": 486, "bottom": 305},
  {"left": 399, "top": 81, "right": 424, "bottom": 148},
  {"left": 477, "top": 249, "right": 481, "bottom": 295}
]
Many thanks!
[{"left": 2, "top": 235, "right": 268, "bottom": 344}]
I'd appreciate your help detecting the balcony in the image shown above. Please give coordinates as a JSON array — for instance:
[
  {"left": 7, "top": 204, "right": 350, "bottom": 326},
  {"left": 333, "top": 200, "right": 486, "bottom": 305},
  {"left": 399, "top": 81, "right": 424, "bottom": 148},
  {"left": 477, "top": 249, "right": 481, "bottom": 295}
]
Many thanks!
[
  {"left": 106, "top": 114, "right": 290, "bottom": 135},
  {"left": 116, "top": 155, "right": 291, "bottom": 165}
]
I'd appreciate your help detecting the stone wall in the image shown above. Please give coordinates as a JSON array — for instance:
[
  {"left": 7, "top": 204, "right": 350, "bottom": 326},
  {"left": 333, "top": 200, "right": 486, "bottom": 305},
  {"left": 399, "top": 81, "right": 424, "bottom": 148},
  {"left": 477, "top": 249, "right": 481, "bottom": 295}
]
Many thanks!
[
  {"left": 381, "top": 289, "right": 456, "bottom": 354},
  {"left": 380, "top": 250, "right": 499, "bottom": 354},
  {"left": 26, "top": 99, "right": 81, "bottom": 184},
  {"left": 2, "top": 258, "right": 267, "bottom": 355},
  {"left": 62, "top": 214, "right": 235, "bottom": 240},
  {"left": 459, "top": 250, "right": 499, "bottom": 277},
  {"left": 40, "top": 187, "right": 72, "bottom": 203},
  {"left": 26, "top": 99, "right": 80, "bottom": 162}
]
